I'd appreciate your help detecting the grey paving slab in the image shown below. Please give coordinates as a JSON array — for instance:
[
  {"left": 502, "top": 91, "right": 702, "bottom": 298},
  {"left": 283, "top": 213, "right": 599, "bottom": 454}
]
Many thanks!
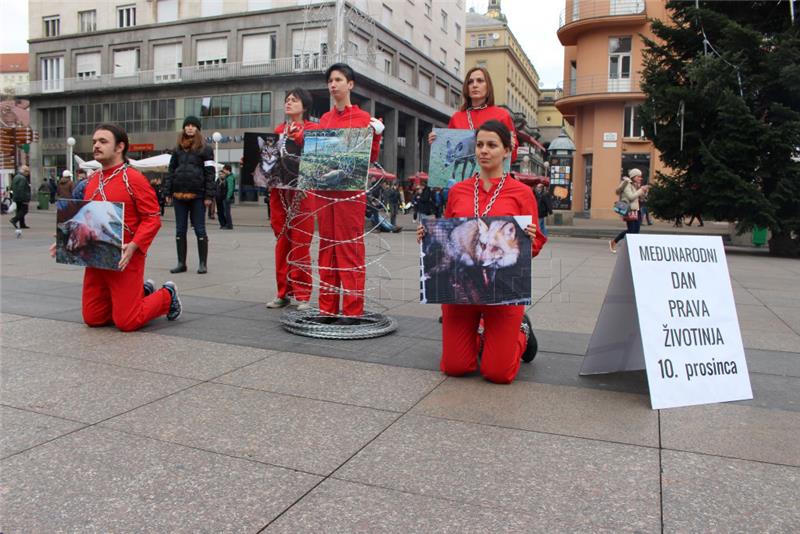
[
  {"left": 0, "top": 405, "right": 85, "bottom": 458},
  {"left": 661, "top": 449, "right": 800, "bottom": 533},
  {"left": 216, "top": 351, "right": 443, "bottom": 412},
  {"left": 70, "top": 332, "right": 276, "bottom": 380},
  {"left": 515, "top": 353, "right": 651, "bottom": 395},
  {"left": 771, "top": 306, "right": 800, "bottom": 334},
  {"left": 748, "top": 288, "right": 800, "bottom": 308},
  {"left": 741, "top": 372, "right": 800, "bottom": 412},
  {"left": 744, "top": 348, "right": 800, "bottom": 378},
  {"left": 661, "top": 403, "right": 800, "bottom": 466},
  {"left": 0, "top": 426, "right": 321, "bottom": 533},
  {"left": 102, "top": 382, "right": 397, "bottom": 475},
  {"left": 335, "top": 414, "right": 661, "bottom": 532},
  {"left": 266, "top": 478, "right": 543, "bottom": 534},
  {"left": 0, "top": 317, "right": 140, "bottom": 354},
  {"left": 0, "top": 312, "right": 28, "bottom": 323},
  {"left": 0, "top": 347, "right": 198, "bottom": 423},
  {"left": 0, "top": 291, "right": 82, "bottom": 317},
  {"left": 413, "top": 378, "right": 658, "bottom": 447}
]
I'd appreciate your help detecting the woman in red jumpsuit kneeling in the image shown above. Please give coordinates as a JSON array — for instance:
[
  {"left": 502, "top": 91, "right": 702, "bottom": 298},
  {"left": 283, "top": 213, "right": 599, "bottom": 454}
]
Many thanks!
[{"left": 418, "top": 120, "right": 546, "bottom": 384}]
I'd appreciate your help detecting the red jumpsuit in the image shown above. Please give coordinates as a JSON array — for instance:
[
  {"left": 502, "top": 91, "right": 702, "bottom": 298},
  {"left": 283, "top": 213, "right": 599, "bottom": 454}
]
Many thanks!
[
  {"left": 82, "top": 162, "right": 171, "bottom": 331},
  {"left": 315, "top": 105, "right": 382, "bottom": 316},
  {"left": 270, "top": 120, "right": 319, "bottom": 302},
  {"left": 448, "top": 106, "right": 519, "bottom": 162},
  {"left": 441, "top": 175, "right": 546, "bottom": 384}
]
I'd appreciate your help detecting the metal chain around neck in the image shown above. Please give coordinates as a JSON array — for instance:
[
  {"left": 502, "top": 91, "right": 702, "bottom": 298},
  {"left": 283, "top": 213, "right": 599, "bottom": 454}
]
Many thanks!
[
  {"left": 466, "top": 105, "right": 487, "bottom": 130},
  {"left": 474, "top": 173, "right": 507, "bottom": 217}
]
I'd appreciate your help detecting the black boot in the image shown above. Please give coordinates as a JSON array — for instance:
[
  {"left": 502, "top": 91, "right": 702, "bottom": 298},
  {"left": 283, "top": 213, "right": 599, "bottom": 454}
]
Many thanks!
[
  {"left": 197, "top": 236, "right": 208, "bottom": 274},
  {"left": 170, "top": 236, "right": 187, "bottom": 273}
]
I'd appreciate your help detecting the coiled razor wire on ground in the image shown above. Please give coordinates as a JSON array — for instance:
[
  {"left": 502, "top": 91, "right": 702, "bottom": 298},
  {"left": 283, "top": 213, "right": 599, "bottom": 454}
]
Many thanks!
[{"left": 275, "top": 156, "right": 398, "bottom": 339}]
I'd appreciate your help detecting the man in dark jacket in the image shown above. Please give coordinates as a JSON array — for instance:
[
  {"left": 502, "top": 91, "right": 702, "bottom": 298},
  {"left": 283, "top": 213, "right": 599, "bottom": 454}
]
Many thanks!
[
  {"left": 10, "top": 165, "right": 31, "bottom": 229},
  {"left": 417, "top": 184, "right": 435, "bottom": 220}
]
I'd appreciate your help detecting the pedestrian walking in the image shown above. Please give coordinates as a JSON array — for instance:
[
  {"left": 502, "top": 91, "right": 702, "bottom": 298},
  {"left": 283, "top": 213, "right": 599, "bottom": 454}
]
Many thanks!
[
  {"left": 9, "top": 165, "right": 31, "bottom": 229},
  {"left": 609, "top": 168, "right": 649, "bottom": 253},
  {"left": 534, "top": 183, "right": 553, "bottom": 236}
]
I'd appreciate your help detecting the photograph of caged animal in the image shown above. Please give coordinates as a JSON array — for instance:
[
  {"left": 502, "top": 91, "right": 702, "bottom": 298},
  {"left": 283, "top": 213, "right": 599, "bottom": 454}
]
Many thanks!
[
  {"left": 250, "top": 133, "right": 280, "bottom": 189},
  {"left": 298, "top": 127, "right": 373, "bottom": 191},
  {"left": 420, "top": 215, "right": 532, "bottom": 305},
  {"left": 56, "top": 199, "right": 125, "bottom": 270}
]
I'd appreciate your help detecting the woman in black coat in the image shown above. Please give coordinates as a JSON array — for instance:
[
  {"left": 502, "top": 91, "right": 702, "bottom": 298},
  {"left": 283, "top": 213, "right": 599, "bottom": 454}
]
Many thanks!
[{"left": 164, "top": 116, "right": 215, "bottom": 274}]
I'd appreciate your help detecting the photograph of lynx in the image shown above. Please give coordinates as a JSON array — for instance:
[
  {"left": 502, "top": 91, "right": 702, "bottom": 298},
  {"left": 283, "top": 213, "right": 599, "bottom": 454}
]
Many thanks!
[{"left": 420, "top": 216, "right": 532, "bottom": 305}]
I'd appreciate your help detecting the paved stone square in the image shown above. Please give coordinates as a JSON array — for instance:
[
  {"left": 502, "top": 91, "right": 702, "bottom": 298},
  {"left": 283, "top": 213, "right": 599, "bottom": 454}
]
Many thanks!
[{"left": 1, "top": 207, "right": 798, "bottom": 532}]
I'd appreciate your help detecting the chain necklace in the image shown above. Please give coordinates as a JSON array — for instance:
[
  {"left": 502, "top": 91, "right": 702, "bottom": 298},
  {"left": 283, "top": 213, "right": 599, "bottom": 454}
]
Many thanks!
[
  {"left": 465, "top": 104, "right": 487, "bottom": 130},
  {"left": 473, "top": 173, "right": 507, "bottom": 217},
  {"left": 90, "top": 163, "right": 134, "bottom": 233}
]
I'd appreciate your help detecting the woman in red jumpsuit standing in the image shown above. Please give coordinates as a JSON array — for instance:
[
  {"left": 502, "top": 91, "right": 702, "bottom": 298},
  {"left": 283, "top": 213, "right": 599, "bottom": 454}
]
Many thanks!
[
  {"left": 266, "top": 87, "right": 319, "bottom": 310},
  {"left": 314, "top": 63, "right": 383, "bottom": 325},
  {"left": 428, "top": 66, "right": 518, "bottom": 162},
  {"left": 418, "top": 120, "right": 546, "bottom": 384}
]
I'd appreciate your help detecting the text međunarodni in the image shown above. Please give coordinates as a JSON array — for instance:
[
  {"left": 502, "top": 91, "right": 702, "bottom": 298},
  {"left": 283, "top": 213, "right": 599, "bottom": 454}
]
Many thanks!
[{"left": 639, "top": 245, "right": 719, "bottom": 263}]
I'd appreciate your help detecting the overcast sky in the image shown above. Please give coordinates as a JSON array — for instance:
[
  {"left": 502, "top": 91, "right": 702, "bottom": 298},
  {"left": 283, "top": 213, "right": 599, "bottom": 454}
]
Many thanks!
[{"left": 1, "top": 0, "right": 564, "bottom": 87}]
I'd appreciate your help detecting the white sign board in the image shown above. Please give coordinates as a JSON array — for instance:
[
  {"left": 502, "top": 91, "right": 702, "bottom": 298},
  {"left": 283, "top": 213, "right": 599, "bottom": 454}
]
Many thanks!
[
  {"left": 581, "top": 234, "right": 752, "bottom": 409},
  {"left": 602, "top": 141, "right": 617, "bottom": 148},
  {"left": 603, "top": 132, "right": 618, "bottom": 142}
]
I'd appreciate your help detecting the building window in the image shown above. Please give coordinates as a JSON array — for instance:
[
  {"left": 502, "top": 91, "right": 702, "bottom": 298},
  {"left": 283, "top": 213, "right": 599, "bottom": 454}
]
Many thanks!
[
  {"left": 157, "top": 0, "right": 178, "bottom": 23},
  {"left": 440, "top": 48, "right": 447, "bottom": 67},
  {"left": 424, "top": 35, "right": 431, "bottom": 56},
  {"left": 201, "top": 0, "right": 223, "bottom": 17},
  {"left": 399, "top": 60, "right": 413, "bottom": 84},
  {"left": 113, "top": 48, "right": 139, "bottom": 77},
  {"left": 41, "top": 107, "right": 66, "bottom": 139},
  {"left": 242, "top": 33, "right": 277, "bottom": 65},
  {"left": 404, "top": 21, "right": 413, "bottom": 42},
  {"left": 43, "top": 16, "right": 60, "bottom": 37},
  {"left": 78, "top": 10, "right": 96, "bottom": 32},
  {"left": 154, "top": 43, "right": 183, "bottom": 82},
  {"left": 440, "top": 10, "right": 448, "bottom": 32},
  {"left": 382, "top": 4, "right": 393, "bottom": 26},
  {"left": 117, "top": 5, "right": 136, "bottom": 28},
  {"left": 624, "top": 103, "right": 645, "bottom": 138},
  {"left": 454, "top": 58, "right": 461, "bottom": 76},
  {"left": 455, "top": 23, "right": 462, "bottom": 44},
  {"left": 197, "top": 37, "right": 228, "bottom": 68},
  {"left": 608, "top": 36, "right": 632, "bottom": 79},
  {"left": 424, "top": 1, "right": 431, "bottom": 19},
  {"left": 477, "top": 34, "right": 487, "bottom": 47},
  {"left": 292, "top": 28, "right": 327, "bottom": 71},
  {"left": 476, "top": 60, "right": 487, "bottom": 68},
  {"left": 41, "top": 56, "right": 64, "bottom": 92},
  {"left": 72, "top": 99, "right": 177, "bottom": 134},
  {"left": 185, "top": 92, "right": 272, "bottom": 129},
  {"left": 76, "top": 52, "right": 101, "bottom": 79},
  {"left": 419, "top": 71, "right": 432, "bottom": 95}
]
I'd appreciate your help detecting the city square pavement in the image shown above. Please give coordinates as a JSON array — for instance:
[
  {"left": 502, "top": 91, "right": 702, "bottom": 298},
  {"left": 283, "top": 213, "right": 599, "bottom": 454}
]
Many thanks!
[{"left": 1, "top": 204, "right": 798, "bottom": 532}]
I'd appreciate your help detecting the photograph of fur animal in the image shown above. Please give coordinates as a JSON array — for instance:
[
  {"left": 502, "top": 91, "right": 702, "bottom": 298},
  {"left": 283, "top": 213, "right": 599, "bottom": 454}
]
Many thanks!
[
  {"left": 298, "top": 128, "right": 372, "bottom": 191},
  {"left": 242, "top": 132, "right": 301, "bottom": 191},
  {"left": 56, "top": 199, "right": 124, "bottom": 270},
  {"left": 428, "top": 128, "right": 513, "bottom": 189},
  {"left": 420, "top": 216, "right": 532, "bottom": 305}
]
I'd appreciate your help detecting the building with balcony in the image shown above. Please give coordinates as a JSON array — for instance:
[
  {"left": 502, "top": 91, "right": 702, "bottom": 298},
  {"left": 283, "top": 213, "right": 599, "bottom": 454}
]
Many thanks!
[
  {"left": 555, "top": 0, "right": 667, "bottom": 218},
  {"left": 464, "top": 0, "right": 543, "bottom": 173},
  {"left": 22, "top": 0, "right": 466, "bottom": 190}
]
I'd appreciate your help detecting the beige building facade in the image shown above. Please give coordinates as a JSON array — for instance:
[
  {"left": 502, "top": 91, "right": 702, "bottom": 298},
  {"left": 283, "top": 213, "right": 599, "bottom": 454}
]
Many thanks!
[
  {"left": 537, "top": 88, "right": 573, "bottom": 147},
  {"left": 556, "top": 0, "right": 667, "bottom": 218},
  {"left": 463, "top": 4, "right": 540, "bottom": 128}
]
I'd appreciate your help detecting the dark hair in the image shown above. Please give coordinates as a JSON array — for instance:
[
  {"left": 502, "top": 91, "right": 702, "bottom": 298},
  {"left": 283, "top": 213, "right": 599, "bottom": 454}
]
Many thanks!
[
  {"left": 325, "top": 63, "right": 356, "bottom": 84},
  {"left": 223, "top": 164, "right": 232, "bottom": 172},
  {"left": 285, "top": 87, "right": 314, "bottom": 120},
  {"left": 460, "top": 67, "right": 495, "bottom": 111},
  {"left": 475, "top": 120, "right": 512, "bottom": 151},
  {"left": 94, "top": 123, "right": 130, "bottom": 160}
]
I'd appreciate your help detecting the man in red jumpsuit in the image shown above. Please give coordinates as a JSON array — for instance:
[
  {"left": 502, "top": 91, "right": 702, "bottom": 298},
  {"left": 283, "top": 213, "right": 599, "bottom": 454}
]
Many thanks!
[
  {"left": 314, "top": 63, "right": 383, "bottom": 325},
  {"left": 51, "top": 123, "right": 181, "bottom": 331}
]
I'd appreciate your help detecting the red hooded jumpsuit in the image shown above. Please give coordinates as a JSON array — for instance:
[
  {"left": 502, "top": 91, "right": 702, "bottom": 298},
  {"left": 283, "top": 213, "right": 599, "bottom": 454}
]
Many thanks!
[
  {"left": 81, "top": 162, "right": 172, "bottom": 331},
  {"left": 315, "top": 105, "right": 381, "bottom": 317}
]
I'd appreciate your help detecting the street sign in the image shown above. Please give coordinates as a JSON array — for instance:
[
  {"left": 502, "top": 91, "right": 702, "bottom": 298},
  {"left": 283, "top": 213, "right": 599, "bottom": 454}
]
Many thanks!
[{"left": 581, "top": 234, "right": 752, "bottom": 409}]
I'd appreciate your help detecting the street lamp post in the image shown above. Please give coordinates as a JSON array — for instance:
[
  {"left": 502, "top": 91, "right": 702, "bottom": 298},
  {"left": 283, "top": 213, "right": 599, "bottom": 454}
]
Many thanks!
[
  {"left": 66, "top": 137, "right": 76, "bottom": 179},
  {"left": 211, "top": 132, "right": 222, "bottom": 183}
]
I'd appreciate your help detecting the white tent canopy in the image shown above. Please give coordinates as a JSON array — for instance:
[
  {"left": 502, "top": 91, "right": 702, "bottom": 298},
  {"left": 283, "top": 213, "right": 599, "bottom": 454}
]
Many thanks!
[{"left": 74, "top": 154, "right": 222, "bottom": 172}]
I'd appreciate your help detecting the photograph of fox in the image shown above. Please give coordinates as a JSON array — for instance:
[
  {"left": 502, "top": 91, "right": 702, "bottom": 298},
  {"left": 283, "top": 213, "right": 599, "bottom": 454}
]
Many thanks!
[{"left": 298, "top": 127, "right": 373, "bottom": 191}]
